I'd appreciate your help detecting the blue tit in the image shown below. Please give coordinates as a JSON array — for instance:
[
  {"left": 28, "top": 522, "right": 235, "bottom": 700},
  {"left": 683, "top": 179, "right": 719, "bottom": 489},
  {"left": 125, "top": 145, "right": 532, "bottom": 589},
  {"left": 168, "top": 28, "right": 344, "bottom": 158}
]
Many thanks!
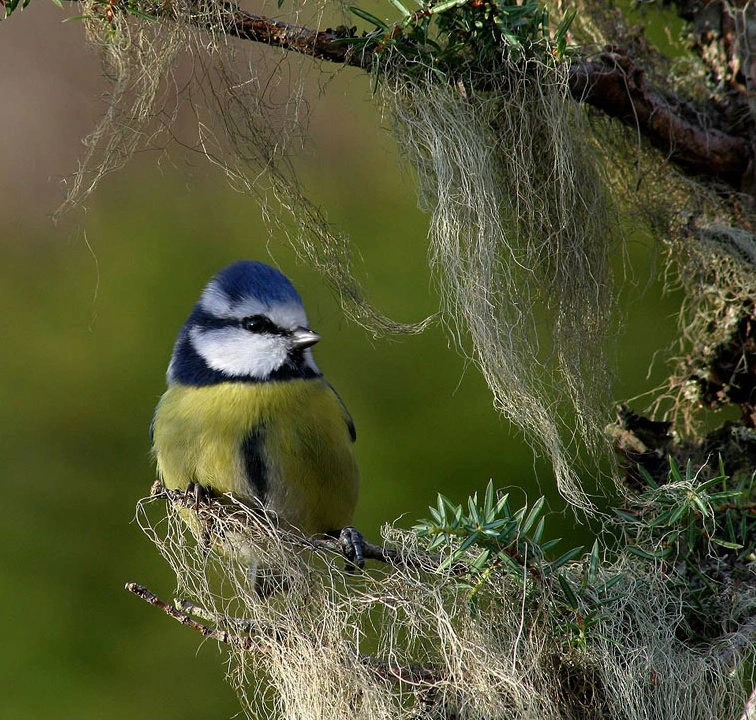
[{"left": 151, "top": 260, "right": 359, "bottom": 553}]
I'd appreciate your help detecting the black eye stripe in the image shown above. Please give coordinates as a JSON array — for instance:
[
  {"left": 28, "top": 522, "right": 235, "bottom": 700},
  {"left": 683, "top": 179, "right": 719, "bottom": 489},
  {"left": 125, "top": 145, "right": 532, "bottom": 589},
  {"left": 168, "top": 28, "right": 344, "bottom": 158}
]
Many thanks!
[{"left": 240, "top": 315, "right": 286, "bottom": 335}]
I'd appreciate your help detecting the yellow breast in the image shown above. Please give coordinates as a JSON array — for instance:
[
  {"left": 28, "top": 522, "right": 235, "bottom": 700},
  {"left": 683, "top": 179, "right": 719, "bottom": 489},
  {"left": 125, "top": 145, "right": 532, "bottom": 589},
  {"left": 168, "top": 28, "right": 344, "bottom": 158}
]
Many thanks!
[{"left": 151, "top": 379, "right": 359, "bottom": 535}]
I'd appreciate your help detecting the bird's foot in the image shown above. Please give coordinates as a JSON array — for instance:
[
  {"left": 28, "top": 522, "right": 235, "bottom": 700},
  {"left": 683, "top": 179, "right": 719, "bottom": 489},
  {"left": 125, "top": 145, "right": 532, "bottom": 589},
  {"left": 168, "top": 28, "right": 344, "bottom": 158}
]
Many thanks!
[
  {"left": 184, "top": 481, "right": 209, "bottom": 510},
  {"left": 339, "top": 525, "right": 366, "bottom": 572}
]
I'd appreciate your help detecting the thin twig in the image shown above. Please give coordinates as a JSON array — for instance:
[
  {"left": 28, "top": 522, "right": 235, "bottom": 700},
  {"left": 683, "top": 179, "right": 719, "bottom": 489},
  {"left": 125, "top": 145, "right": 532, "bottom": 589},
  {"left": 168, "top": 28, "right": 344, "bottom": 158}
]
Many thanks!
[
  {"left": 125, "top": 582, "right": 258, "bottom": 650},
  {"left": 125, "top": 581, "right": 444, "bottom": 684},
  {"left": 149, "top": 481, "right": 545, "bottom": 580}
]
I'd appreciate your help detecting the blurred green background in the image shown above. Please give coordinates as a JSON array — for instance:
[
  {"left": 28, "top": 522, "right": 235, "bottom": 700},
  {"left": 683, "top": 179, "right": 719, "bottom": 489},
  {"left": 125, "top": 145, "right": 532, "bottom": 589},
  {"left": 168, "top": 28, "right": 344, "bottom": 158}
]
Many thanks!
[{"left": 0, "top": 5, "right": 683, "bottom": 719}]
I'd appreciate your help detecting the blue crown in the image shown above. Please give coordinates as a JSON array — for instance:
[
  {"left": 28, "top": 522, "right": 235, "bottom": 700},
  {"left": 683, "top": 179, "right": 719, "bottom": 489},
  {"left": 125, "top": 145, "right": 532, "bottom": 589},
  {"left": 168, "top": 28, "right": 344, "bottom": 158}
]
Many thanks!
[{"left": 212, "top": 261, "right": 303, "bottom": 306}]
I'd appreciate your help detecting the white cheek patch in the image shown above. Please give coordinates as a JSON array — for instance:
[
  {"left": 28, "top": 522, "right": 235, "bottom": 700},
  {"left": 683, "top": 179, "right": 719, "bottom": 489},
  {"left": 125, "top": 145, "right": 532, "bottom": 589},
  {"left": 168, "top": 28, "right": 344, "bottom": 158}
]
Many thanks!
[{"left": 190, "top": 326, "right": 289, "bottom": 379}]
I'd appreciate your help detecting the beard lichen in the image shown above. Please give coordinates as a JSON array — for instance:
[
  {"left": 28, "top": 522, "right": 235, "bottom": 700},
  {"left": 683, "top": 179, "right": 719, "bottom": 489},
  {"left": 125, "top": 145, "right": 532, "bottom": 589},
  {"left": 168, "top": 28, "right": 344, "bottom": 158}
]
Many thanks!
[
  {"left": 382, "top": 56, "right": 618, "bottom": 509},
  {"left": 67, "top": 0, "right": 433, "bottom": 336},
  {"left": 136, "top": 488, "right": 756, "bottom": 720}
]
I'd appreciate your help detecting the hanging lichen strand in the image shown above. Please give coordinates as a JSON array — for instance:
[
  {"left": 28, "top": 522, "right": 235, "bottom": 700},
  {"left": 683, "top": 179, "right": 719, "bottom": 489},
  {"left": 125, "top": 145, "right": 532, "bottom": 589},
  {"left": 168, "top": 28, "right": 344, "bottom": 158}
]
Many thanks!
[{"left": 370, "top": 5, "right": 617, "bottom": 508}]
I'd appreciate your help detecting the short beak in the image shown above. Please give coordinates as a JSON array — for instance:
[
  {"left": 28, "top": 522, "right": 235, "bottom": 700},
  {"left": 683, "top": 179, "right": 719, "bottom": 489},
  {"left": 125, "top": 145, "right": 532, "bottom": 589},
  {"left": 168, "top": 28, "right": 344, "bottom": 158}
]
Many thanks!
[{"left": 290, "top": 326, "right": 321, "bottom": 350}]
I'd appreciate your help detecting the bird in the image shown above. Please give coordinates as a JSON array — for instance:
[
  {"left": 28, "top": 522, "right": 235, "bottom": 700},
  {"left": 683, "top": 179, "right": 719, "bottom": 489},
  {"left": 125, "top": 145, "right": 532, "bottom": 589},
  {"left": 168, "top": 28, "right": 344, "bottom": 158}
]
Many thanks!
[{"left": 150, "top": 260, "right": 362, "bottom": 585}]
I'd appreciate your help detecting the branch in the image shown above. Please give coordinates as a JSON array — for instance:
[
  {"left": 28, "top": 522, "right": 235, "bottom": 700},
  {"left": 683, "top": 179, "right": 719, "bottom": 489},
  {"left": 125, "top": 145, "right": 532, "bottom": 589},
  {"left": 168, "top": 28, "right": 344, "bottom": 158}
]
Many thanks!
[
  {"left": 568, "top": 51, "right": 751, "bottom": 186},
  {"left": 125, "top": 581, "right": 259, "bottom": 649},
  {"left": 208, "top": 7, "right": 753, "bottom": 188},
  {"left": 149, "top": 481, "right": 546, "bottom": 580},
  {"left": 212, "top": 6, "right": 372, "bottom": 71},
  {"left": 148, "top": 480, "right": 444, "bottom": 573}
]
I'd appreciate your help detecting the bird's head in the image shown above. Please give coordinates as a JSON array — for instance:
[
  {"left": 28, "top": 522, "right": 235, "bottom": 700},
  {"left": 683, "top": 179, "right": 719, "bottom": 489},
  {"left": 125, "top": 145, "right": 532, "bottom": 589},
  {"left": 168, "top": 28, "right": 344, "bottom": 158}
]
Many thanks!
[{"left": 167, "top": 261, "right": 322, "bottom": 385}]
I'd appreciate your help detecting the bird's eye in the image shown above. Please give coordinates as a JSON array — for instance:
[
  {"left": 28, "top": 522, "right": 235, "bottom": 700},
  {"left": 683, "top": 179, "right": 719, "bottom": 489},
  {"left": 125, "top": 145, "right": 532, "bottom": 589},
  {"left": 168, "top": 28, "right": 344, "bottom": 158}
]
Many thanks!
[{"left": 242, "top": 315, "right": 273, "bottom": 333}]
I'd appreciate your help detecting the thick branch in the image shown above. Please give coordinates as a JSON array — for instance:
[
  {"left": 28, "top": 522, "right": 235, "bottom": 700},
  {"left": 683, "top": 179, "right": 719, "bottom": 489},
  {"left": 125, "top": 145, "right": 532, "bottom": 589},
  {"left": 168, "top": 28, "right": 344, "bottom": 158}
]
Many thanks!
[
  {"left": 569, "top": 51, "right": 751, "bottom": 185},
  {"left": 73, "top": 0, "right": 752, "bottom": 190}
]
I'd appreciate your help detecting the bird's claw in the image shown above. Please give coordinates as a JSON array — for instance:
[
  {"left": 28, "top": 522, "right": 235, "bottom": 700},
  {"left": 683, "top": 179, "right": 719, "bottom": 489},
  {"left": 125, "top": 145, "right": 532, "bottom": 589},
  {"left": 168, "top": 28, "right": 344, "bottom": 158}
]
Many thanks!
[
  {"left": 339, "top": 526, "right": 366, "bottom": 572},
  {"left": 184, "top": 481, "right": 208, "bottom": 509}
]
